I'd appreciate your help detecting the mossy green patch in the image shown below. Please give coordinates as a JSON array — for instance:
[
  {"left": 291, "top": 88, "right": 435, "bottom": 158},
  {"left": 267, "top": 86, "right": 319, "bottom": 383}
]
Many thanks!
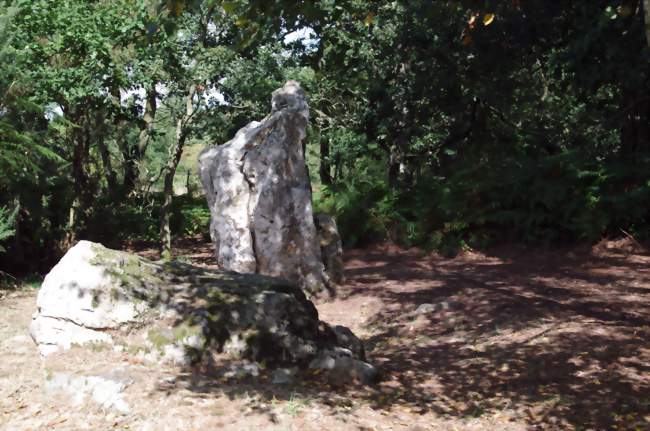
[
  {"left": 147, "top": 327, "right": 173, "bottom": 353},
  {"left": 87, "top": 341, "right": 110, "bottom": 352},
  {"left": 172, "top": 321, "right": 203, "bottom": 343},
  {"left": 91, "top": 293, "right": 100, "bottom": 309}
]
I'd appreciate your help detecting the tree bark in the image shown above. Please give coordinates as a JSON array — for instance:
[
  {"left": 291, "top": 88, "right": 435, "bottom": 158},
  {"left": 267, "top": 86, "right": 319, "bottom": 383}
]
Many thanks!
[
  {"left": 123, "top": 83, "right": 157, "bottom": 193},
  {"left": 9, "top": 196, "right": 24, "bottom": 271},
  {"left": 643, "top": 0, "right": 650, "bottom": 47},
  {"left": 388, "top": 146, "right": 400, "bottom": 188},
  {"left": 64, "top": 107, "right": 91, "bottom": 248},
  {"left": 138, "top": 84, "right": 158, "bottom": 157},
  {"left": 319, "top": 136, "right": 332, "bottom": 186},
  {"left": 108, "top": 85, "right": 131, "bottom": 195},
  {"left": 619, "top": 87, "right": 650, "bottom": 160},
  {"left": 160, "top": 84, "right": 197, "bottom": 259},
  {"left": 388, "top": 134, "right": 407, "bottom": 188},
  {"left": 95, "top": 110, "right": 117, "bottom": 191}
]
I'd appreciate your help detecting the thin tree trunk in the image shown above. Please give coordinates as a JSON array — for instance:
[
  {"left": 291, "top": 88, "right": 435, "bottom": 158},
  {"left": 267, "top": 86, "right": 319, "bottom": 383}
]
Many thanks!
[
  {"left": 388, "top": 153, "right": 399, "bottom": 188},
  {"left": 333, "top": 152, "right": 343, "bottom": 182},
  {"left": 619, "top": 89, "right": 650, "bottom": 159},
  {"left": 124, "top": 84, "right": 157, "bottom": 192},
  {"left": 109, "top": 85, "right": 131, "bottom": 195},
  {"left": 643, "top": 0, "right": 650, "bottom": 47},
  {"left": 95, "top": 110, "right": 117, "bottom": 191},
  {"left": 160, "top": 84, "right": 197, "bottom": 259},
  {"left": 65, "top": 108, "right": 90, "bottom": 248},
  {"left": 319, "top": 136, "right": 332, "bottom": 186},
  {"left": 97, "top": 139, "right": 117, "bottom": 190},
  {"left": 388, "top": 143, "right": 403, "bottom": 188},
  {"left": 138, "top": 84, "right": 158, "bottom": 157},
  {"left": 64, "top": 199, "right": 79, "bottom": 249},
  {"left": 10, "top": 196, "right": 24, "bottom": 270}
]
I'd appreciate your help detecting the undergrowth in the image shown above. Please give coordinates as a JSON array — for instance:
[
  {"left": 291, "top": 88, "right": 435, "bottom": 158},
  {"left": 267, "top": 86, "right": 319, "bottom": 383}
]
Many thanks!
[{"left": 315, "top": 152, "right": 650, "bottom": 255}]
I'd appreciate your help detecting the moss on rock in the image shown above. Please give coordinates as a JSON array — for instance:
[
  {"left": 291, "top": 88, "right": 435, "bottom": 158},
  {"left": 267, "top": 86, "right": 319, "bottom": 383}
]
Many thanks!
[{"left": 33, "top": 241, "right": 362, "bottom": 369}]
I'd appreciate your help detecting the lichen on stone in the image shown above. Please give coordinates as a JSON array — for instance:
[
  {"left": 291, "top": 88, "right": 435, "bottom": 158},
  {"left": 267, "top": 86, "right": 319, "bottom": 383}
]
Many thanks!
[{"left": 31, "top": 241, "right": 375, "bottom": 385}]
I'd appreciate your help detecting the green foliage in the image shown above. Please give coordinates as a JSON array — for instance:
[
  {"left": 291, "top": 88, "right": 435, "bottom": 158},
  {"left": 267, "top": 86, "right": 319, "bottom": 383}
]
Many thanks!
[
  {"left": 81, "top": 193, "right": 210, "bottom": 247},
  {"left": 0, "top": 206, "right": 18, "bottom": 253},
  {"left": 171, "top": 195, "right": 211, "bottom": 238},
  {"left": 301, "top": 0, "right": 650, "bottom": 253},
  {"left": 1, "top": 0, "right": 650, "bottom": 272},
  {"left": 316, "top": 175, "right": 392, "bottom": 247},
  {"left": 0, "top": 0, "right": 244, "bottom": 272},
  {"left": 321, "top": 150, "right": 650, "bottom": 254}
]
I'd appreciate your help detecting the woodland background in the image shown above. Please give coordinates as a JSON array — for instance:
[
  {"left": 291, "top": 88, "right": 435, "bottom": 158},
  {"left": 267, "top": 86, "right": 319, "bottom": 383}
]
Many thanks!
[{"left": 1, "top": 0, "right": 649, "bottom": 275}]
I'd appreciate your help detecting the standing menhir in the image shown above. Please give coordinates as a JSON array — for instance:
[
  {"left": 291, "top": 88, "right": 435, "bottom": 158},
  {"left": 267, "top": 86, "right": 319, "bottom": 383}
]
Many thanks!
[{"left": 199, "top": 81, "right": 337, "bottom": 297}]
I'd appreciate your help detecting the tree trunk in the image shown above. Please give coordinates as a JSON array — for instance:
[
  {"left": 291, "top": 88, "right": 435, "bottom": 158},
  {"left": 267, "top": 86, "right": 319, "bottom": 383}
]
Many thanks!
[
  {"left": 388, "top": 148, "right": 400, "bottom": 188},
  {"left": 65, "top": 108, "right": 91, "bottom": 248},
  {"left": 619, "top": 88, "right": 650, "bottom": 160},
  {"left": 108, "top": 85, "right": 131, "bottom": 195},
  {"left": 124, "top": 83, "right": 157, "bottom": 193},
  {"left": 95, "top": 110, "right": 117, "bottom": 191},
  {"left": 64, "top": 199, "right": 79, "bottom": 249},
  {"left": 388, "top": 138, "right": 406, "bottom": 189},
  {"left": 138, "top": 84, "right": 158, "bottom": 157},
  {"left": 97, "top": 139, "right": 117, "bottom": 190},
  {"left": 643, "top": 0, "right": 650, "bottom": 47},
  {"left": 10, "top": 196, "right": 24, "bottom": 271},
  {"left": 319, "top": 136, "right": 332, "bottom": 186},
  {"left": 160, "top": 84, "right": 196, "bottom": 259}
]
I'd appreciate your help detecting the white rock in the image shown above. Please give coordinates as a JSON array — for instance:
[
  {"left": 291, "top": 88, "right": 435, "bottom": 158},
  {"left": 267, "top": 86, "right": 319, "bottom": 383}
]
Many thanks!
[
  {"left": 309, "top": 348, "right": 378, "bottom": 386},
  {"left": 30, "top": 315, "right": 112, "bottom": 355},
  {"left": 30, "top": 241, "right": 147, "bottom": 356},
  {"left": 36, "top": 241, "right": 143, "bottom": 328},
  {"left": 222, "top": 362, "right": 260, "bottom": 379},
  {"left": 46, "top": 372, "right": 132, "bottom": 414},
  {"left": 199, "top": 81, "right": 332, "bottom": 297}
]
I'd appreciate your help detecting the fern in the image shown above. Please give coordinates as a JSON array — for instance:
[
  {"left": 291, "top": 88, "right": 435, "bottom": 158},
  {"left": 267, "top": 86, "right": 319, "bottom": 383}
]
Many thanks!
[{"left": 0, "top": 205, "right": 18, "bottom": 253}]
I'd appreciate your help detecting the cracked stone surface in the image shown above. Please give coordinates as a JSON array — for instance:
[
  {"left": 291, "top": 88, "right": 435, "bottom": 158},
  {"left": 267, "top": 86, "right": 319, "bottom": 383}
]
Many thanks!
[{"left": 199, "top": 81, "right": 333, "bottom": 297}]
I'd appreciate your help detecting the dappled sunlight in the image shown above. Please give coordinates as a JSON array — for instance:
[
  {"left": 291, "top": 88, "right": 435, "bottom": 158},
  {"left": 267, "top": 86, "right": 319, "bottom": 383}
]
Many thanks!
[
  {"left": 331, "top": 243, "right": 650, "bottom": 429},
  {"left": 124, "top": 239, "right": 650, "bottom": 428}
]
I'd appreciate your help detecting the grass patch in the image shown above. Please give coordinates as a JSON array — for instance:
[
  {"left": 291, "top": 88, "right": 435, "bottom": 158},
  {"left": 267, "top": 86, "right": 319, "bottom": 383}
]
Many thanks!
[
  {"left": 0, "top": 273, "right": 43, "bottom": 293},
  {"left": 279, "top": 393, "right": 311, "bottom": 417}
]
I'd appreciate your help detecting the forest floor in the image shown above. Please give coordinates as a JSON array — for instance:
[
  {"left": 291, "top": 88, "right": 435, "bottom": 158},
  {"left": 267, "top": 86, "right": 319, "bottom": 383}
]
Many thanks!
[{"left": 1, "top": 237, "right": 650, "bottom": 430}]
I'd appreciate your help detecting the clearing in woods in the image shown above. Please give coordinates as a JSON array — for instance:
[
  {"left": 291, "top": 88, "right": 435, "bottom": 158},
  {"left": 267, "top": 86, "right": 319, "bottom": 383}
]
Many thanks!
[{"left": 1, "top": 238, "right": 649, "bottom": 430}]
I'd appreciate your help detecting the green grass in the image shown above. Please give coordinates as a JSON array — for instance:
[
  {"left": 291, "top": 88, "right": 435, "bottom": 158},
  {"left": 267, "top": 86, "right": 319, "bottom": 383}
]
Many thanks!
[
  {"left": 280, "top": 393, "right": 311, "bottom": 417},
  {"left": 0, "top": 274, "right": 43, "bottom": 292}
]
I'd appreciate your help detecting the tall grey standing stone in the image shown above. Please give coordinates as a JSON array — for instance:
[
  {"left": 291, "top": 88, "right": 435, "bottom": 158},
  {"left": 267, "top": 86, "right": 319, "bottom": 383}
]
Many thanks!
[{"left": 199, "top": 81, "right": 333, "bottom": 297}]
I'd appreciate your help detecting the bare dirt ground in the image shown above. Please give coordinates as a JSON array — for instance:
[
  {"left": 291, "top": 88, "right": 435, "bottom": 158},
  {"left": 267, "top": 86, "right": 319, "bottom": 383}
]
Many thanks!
[{"left": 1, "top": 238, "right": 650, "bottom": 430}]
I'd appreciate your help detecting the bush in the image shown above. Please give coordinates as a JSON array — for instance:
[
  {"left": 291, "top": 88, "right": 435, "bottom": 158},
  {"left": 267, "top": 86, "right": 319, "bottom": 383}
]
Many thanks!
[
  {"left": 172, "top": 195, "right": 211, "bottom": 239},
  {"left": 314, "top": 151, "right": 650, "bottom": 254},
  {"left": 0, "top": 205, "right": 18, "bottom": 253},
  {"left": 83, "top": 193, "right": 211, "bottom": 248}
]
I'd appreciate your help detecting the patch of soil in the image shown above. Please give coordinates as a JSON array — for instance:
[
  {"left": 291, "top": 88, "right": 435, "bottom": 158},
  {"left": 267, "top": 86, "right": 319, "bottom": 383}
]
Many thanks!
[
  {"left": 125, "top": 235, "right": 218, "bottom": 269},
  {"left": 336, "top": 239, "right": 650, "bottom": 430},
  {"left": 2, "top": 237, "right": 649, "bottom": 430}
]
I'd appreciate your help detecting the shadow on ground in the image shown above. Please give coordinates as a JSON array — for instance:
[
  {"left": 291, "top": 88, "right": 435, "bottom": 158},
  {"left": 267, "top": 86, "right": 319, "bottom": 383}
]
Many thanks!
[
  {"left": 145, "top": 238, "right": 650, "bottom": 430},
  {"left": 5, "top": 236, "right": 645, "bottom": 429},
  {"left": 340, "top": 243, "right": 650, "bottom": 430}
]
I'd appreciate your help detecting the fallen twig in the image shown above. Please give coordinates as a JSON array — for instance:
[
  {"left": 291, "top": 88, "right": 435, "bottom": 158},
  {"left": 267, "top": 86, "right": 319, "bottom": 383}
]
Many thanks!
[{"left": 619, "top": 228, "right": 644, "bottom": 250}]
